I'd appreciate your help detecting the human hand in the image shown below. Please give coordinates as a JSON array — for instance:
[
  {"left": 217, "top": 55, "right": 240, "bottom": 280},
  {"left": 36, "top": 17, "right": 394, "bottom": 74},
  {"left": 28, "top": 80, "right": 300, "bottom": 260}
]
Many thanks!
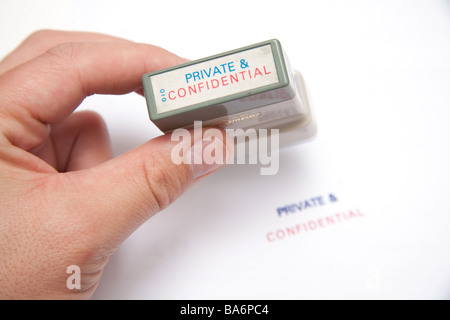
[{"left": 0, "top": 30, "right": 229, "bottom": 299}]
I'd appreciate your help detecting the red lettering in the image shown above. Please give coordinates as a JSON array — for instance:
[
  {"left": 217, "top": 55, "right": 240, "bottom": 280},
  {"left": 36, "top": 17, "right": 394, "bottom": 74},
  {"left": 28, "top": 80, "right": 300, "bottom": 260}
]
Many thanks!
[
  {"left": 168, "top": 91, "right": 176, "bottom": 100},
  {"left": 221, "top": 75, "right": 229, "bottom": 86},
  {"left": 211, "top": 79, "right": 220, "bottom": 88},
  {"left": 286, "top": 227, "right": 296, "bottom": 236},
  {"left": 198, "top": 82, "right": 204, "bottom": 93},
  {"left": 318, "top": 218, "right": 325, "bottom": 228},
  {"left": 188, "top": 85, "right": 197, "bottom": 95},
  {"left": 275, "top": 229, "right": 285, "bottom": 240},
  {"left": 308, "top": 220, "right": 317, "bottom": 230},
  {"left": 266, "top": 208, "right": 365, "bottom": 242},
  {"left": 254, "top": 67, "right": 263, "bottom": 77},
  {"left": 325, "top": 216, "right": 335, "bottom": 224},
  {"left": 263, "top": 65, "right": 271, "bottom": 75},
  {"left": 230, "top": 73, "right": 239, "bottom": 84},
  {"left": 178, "top": 88, "right": 186, "bottom": 98}
]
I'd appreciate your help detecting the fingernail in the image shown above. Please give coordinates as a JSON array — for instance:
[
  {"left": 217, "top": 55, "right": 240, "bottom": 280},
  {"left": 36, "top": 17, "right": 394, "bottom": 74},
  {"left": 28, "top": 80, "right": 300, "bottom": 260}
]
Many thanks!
[{"left": 189, "top": 132, "right": 234, "bottom": 180}]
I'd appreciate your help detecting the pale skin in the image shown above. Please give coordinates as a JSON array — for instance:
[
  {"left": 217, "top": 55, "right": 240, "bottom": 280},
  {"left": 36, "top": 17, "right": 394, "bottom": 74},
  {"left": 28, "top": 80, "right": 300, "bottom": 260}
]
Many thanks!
[{"left": 0, "top": 30, "right": 230, "bottom": 299}]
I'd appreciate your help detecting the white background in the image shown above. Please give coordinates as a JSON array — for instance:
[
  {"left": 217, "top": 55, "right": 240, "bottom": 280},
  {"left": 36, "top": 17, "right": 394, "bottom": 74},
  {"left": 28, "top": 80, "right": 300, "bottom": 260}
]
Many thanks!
[{"left": 1, "top": 0, "right": 449, "bottom": 299}]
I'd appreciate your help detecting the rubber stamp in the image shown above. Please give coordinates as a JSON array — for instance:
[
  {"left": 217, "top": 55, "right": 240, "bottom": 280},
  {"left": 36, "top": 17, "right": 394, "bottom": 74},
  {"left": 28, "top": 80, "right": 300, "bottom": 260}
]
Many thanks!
[{"left": 142, "top": 39, "right": 316, "bottom": 147}]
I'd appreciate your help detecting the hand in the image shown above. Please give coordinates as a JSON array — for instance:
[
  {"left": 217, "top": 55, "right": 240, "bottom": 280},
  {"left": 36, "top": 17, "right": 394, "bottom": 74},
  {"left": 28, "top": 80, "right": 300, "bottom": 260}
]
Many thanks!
[{"left": 0, "top": 30, "right": 229, "bottom": 299}]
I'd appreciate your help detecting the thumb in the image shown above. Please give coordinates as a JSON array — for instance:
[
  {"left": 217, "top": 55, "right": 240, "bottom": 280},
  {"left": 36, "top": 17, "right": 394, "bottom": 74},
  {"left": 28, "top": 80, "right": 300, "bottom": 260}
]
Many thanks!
[{"left": 57, "top": 128, "right": 232, "bottom": 246}]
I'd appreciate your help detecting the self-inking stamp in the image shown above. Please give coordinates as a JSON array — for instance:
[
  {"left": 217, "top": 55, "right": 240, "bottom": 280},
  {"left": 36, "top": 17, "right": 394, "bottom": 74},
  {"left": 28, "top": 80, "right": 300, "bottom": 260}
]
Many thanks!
[{"left": 142, "top": 39, "right": 316, "bottom": 148}]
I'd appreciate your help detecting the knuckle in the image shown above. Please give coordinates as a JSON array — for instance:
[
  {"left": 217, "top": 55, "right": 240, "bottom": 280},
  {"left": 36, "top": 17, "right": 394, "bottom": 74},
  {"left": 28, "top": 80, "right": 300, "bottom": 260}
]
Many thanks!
[
  {"left": 43, "top": 42, "right": 86, "bottom": 93},
  {"left": 45, "top": 42, "right": 80, "bottom": 62},
  {"left": 76, "top": 110, "right": 107, "bottom": 130},
  {"left": 24, "top": 29, "right": 57, "bottom": 44},
  {"left": 141, "top": 150, "right": 193, "bottom": 211}
]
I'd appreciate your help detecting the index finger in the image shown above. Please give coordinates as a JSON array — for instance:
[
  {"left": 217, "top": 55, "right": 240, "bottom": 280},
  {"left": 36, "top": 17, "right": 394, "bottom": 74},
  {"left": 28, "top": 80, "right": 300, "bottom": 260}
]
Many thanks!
[
  {"left": 0, "top": 30, "right": 131, "bottom": 76},
  {"left": 0, "top": 41, "right": 187, "bottom": 150}
]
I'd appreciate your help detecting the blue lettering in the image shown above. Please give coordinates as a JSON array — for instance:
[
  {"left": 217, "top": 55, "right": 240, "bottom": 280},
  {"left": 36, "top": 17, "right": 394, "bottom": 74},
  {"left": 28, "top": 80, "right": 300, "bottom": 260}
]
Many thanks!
[
  {"left": 185, "top": 61, "right": 236, "bottom": 83},
  {"left": 202, "top": 68, "right": 211, "bottom": 78},
  {"left": 213, "top": 66, "right": 222, "bottom": 76},
  {"left": 193, "top": 71, "right": 201, "bottom": 82},
  {"left": 277, "top": 207, "right": 287, "bottom": 217},
  {"left": 276, "top": 194, "right": 334, "bottom": 217},
  {"left": 329, "top": 194, "right": 338, "bottom": 202}
]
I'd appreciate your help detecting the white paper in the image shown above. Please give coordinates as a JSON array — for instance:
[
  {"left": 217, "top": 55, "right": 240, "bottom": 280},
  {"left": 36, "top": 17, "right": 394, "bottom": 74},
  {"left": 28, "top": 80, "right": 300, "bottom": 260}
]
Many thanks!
[{"left": 1, "top": 0, "right": 449, "bottom": 300}]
